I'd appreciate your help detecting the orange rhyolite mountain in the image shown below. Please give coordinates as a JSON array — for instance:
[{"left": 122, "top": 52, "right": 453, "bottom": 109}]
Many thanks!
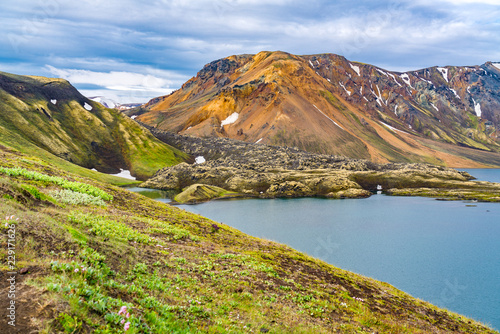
[{"left": 137, "top": 51, "right": 500, "bottom": 167}]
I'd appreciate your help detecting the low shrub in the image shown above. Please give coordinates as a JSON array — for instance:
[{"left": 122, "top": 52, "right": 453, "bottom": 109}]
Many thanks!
[{"left": 50, "top": 189, "right": 107, "bottom": 206}]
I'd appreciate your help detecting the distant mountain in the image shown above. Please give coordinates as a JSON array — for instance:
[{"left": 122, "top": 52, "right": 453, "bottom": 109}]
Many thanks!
[
  {"left": 0, "top": 71, "right": 188, "bottom": 180},
  {"left": 89, "top": 96, "right": 118, "bottom": 109},
  {"left": 89, "top": 96, "right": 143, "bottom": 110},
  {"left": 137, "top": 51, "right": 500, "bottom": 167}
]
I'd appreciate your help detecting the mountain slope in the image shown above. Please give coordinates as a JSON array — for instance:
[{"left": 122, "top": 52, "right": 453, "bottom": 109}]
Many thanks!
[
  {"left": 137, "top": 52, "right": 500, "bottom": 167},
  {"left": 0, "top": 71, "right": 188, "bottom": 180},
  {"left": 0, "top": 146, "right": 497, "bottom": 333}
]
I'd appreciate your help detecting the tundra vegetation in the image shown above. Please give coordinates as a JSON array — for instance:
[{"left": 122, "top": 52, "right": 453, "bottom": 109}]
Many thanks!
[{"left": 0, "top": 144, "right": 497, "bottom": 333}]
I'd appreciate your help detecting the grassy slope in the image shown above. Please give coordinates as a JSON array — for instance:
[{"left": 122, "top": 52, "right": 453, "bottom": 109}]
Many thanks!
[
  {"left": 0, "top": 71, "right": 188, "bottom": 180},
  {"left": 0, "top": 146, "right": 497, "bottom": 334},
  {"left": 0, "top": 126, "right": 139, "bottom": 187}
]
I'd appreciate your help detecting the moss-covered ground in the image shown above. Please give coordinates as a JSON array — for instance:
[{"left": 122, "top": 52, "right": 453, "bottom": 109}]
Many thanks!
[{"left": 0, "top": 145, "right": 497, "bottom": 333}]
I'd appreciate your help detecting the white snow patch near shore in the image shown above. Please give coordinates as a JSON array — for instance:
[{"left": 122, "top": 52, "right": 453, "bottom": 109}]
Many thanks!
[
  {"left": 312, "top": 104, "right": 344, "bottom": 130},
  {"left": 51, "top": 99, "right": 57, "bottom": 105},
  {"left": 111, "top": 169, "right": 136, "bottom": 180},
  {"left": 350, "top": 63, "right": 360, "bottom": 76},
  {"left": 84, "top": 102, "right": 93, "bottom": 111},
  {"left": 195, "top": 156, "right": 206, "bottom": 164},
  {"left": 221, "top": 112, "right": 239, "bottom": 127},
  {"left": 437, "top": 67, "right": 449, "bottom": 82}
]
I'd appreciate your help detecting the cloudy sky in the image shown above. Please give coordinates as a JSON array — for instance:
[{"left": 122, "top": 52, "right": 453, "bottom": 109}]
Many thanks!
[{"left": 1, "top": 0, "right": 499, "bottom": 103}]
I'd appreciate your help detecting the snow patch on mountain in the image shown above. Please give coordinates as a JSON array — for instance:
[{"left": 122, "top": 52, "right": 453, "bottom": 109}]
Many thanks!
[
  {"left": 350, "top": 63, "right": 361, "bottom": 76},
  {"left": 450, "top": 89, "right": 460, "bottom": 99},
  {"left": 312, "top": 104, "right": 344, "bottom": 130},
  {"left": 400, "top": 73, "right": 413, "bottom": 88},
  {"left": 437, "top": 67, "right": 449, "bottom": 83},
  {"left": 51, "top": 99, "right": 57, "bottom": 105},
  {"left": 339, "top": 82, "right": 351, "bottom": 96},
  {"left": 388, "top": 72, "right": 402, "bottom": 87},
  {"left": 473, "top": 99, "right": 482, "bottom": 117},
  {"left": 221, "top": 112, "right": 239, "bottom": 127},
  {"left": 381, "top": 122, "right": 410, "bottom": 135},
  {"left": 84, "top": 102, "right": 93, "bottom": 111}
]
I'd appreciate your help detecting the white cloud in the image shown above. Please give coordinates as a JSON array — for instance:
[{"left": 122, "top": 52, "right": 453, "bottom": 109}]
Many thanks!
[
  {"left": 45, "top": 65, "right": 188, "bottom": 103},
  {"left": 2, "top": 0, "right": 500, "bottom": 92},
  {"left": 414, "top": 0, "right": 500, "bottom": 4}
]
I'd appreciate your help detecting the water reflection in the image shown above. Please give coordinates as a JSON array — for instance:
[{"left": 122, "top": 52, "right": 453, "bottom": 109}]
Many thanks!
[{"left": 124, "top": 187, "right": 175, "bottom": 203}]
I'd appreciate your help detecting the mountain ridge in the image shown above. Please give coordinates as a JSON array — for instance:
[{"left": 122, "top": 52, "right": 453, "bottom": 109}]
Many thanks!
[
  {"left": 0, "top": 71, "right": 188, "bottom": 180},
  {"left": 136, "top": 51, "right": 500, "bottom": 167}
]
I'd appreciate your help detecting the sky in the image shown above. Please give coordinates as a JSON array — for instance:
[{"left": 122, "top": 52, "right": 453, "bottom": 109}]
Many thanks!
[{"left": 1, "top": 0, "right": 500, "bottom": 104}]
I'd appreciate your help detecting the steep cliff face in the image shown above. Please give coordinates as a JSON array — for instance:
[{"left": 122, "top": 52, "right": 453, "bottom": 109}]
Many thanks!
[
  {"left": 137, "top": 52, "right": 500, "bottom": 167},
  {"left": 0, "top": 71, "right": 188, "bottom": 179}
]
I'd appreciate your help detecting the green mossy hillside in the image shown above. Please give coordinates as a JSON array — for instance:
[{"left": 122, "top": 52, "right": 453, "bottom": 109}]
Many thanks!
[
  {"left": 0, "top": 146, "right": 497, "bottom": 333},
  {"left": 0, "top": 71, "right": 188, "bottom": 180}
]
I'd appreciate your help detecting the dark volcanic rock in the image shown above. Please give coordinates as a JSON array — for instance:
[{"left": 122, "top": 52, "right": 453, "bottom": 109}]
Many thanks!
[{"left": 139, "top": 125, "right": 500, "bottom": 201}]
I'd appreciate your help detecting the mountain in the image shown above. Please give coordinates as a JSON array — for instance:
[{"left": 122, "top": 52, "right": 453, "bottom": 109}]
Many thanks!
[
  {"left": 136, "top": 51, "right": 500, "bottom": 167},
  {"left": 0, "top": 71, "right": 188, "bottom": 180}
]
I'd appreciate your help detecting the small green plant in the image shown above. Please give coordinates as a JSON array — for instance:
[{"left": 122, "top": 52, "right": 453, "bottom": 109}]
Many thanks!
[
  {"left": 137, "top": 217, "right": 194, "bottom": 241},
  {"left": 57, "top": 312, "right": 82, "bottom": 333},
  {"left": 50, "top": 189, "right": 107, "bottom": 206},
  {"left": 0, "top": 167, "right": 112, "bottom": 201},
  {"left": 68, "top": 212, "right": 154, "bottom": 245},
  {"left": 20, "top": 184, "right": 56, "bottom": 203}
]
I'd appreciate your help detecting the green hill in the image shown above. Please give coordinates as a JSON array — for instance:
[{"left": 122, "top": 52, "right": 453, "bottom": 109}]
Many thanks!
[
  {"left": 0, "top": 71, "right": 188, "bottom": 181},
  {"left": 0, "top": 145, "right": 496, "bottom": 333}
]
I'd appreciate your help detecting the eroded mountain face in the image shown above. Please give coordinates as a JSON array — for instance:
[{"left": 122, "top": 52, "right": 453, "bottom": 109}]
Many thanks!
[{"left": 137, "top": 51, "right": 500, "bottom": 167}]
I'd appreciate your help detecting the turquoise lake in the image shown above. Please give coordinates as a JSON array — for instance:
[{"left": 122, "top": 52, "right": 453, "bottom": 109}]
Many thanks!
[{"left": 134, "top": 169, "right": 500, "bottom": 330}]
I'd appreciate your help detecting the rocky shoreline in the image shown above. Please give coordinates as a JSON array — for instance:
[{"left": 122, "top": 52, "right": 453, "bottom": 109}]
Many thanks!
[{"left": 136, "top": 124, "right": 500, "bottom": 203}]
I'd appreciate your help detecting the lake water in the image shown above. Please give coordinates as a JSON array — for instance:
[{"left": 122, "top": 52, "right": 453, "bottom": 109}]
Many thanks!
[{"left": 132, "top": 169, "right": 500, "bottom": 330}]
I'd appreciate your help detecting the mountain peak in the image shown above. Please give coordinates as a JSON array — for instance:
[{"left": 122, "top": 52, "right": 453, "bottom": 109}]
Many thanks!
[{"left": 137, "top": 52, "right": 500, "bottom": 167}]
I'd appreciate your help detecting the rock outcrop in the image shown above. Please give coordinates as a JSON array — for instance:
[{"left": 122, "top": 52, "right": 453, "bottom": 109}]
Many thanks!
[{"left": 140, "top": 128, "right": 500, "bottom": 202}]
